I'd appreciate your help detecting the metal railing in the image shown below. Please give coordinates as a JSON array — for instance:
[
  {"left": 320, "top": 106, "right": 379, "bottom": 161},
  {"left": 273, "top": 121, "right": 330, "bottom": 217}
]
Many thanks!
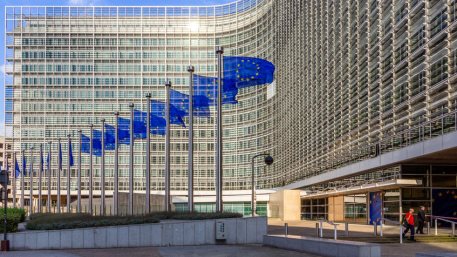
[
  {"left": 317, "top": 219, "right": 341, "bottom": 240},
  {"left": 378, "top": 218, "right": 403, "bottom": 244},
  {"left": 433, "top": 217, "right": 457, "bottom": 237},
  {"left": 293, "top": 109, "right": 457, "bottom": 183}
]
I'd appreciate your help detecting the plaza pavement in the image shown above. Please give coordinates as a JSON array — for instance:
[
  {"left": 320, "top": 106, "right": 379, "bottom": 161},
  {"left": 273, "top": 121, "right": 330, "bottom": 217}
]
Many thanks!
[
  {"left": 268, "top": 219, "right": 457, "bottom": 257},
  {"left": 0, "top": 245, "right": 319, "bottom": 257}
]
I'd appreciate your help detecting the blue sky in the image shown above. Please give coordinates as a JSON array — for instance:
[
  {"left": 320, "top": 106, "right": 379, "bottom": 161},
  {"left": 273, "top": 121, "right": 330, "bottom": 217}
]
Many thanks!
[{"left": 0, "top": 0, "right": 233, "bottom": 135}]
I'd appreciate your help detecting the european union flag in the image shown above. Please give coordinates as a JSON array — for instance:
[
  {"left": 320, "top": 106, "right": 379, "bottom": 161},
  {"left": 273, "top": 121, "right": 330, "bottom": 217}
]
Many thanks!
[
  {"left": 40, "top": 148, "right": 44, "bottom": 172},
  {"left": 170, "top": 89, "right": 211, "bottom": 117},
  {"left": 150, "top": 114, "right": 166, "bottom": 136},
  {"left": 151, "top": 99, "right": 186, "bottom": 127},
  {"left": 193, "top": 75, "right": 238, "bottom": 105},
  {"left": 81, "top": 133, "right": 102, "bottom": 157},
  {"left": 223, "top": 56, "right": 275, "bottom": 88},
  {"left": 81, "top": 134, "right": 91, "bottom": 155},
  {"left": 92, "top": 130, "right": 105, "bottom": 153},
  {"left": 15, "top": 158, "right": 20, "bottom": 178},
  {"left": 134, "top": 110, "right": 166, "bottom": 136},
  {"left": 118, "top": 117, "right": 131, "bottom": 145},
  {"left": 69, "top": 139, "right": 74, "bottom": 166},
  {"left": 22, "top": 155, "right": 27, "bottom": 176},
  {"left": 46, "top": 151, "right": 50, "bottom": 174},
  {"left": 104, "top": 123, "right": 117, "bottom": 149},
  {"left": 133, "top": 110, "right": 148, "bottom": 139}
]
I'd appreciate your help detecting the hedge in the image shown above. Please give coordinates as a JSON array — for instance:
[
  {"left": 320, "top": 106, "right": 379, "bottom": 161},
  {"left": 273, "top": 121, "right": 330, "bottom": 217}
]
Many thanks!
[
  {"left": 0, "top": 208, "right": 26, "bottom": 233},
  {"left": 26, "top": 213, "right": 159, "bottom": 230},
  {"left": 26, "top": 211, "right": 243, "bottom": 230}
]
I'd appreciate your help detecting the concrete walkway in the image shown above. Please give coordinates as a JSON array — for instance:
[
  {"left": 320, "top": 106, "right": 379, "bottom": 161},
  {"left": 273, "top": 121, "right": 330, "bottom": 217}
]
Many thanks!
[
  {"left": 268, "top": 219, "right": 457, "bottom": 257},
  {"left": 0, "top": 245, "right": 320, "bottom": 257}
]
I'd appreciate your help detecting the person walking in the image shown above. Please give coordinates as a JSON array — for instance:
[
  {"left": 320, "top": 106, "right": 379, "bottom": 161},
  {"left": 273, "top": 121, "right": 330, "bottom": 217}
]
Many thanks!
[
  {"left": 402, "top": 208, "right": 416, "bottom": 241},
  {"left": 416, "top": 206, "right": 426, "bottom": 234}
]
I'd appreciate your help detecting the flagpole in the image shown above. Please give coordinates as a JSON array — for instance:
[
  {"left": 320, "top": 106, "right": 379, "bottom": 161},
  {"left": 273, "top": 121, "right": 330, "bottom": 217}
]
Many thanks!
[
  {"left": 67, "top": 134, "right": 71, "bottom": 213},
  {"left": 114, "top": 112, "right": 119, "bottom": 216},
  {"left": 145, "top": 94, "right": 151, "bottom": 214},
  {"left": 129, "top": 103, "right": 134, "bottom": 215},
  {"left": 21, "top": 149, "right": 25, "bottom": 209},
  {"left": 13, "top": 152, "right": 16, "bottom": 208},
  {"left": 215, "top": 46, "right": 224, "bottom": 212},
  {"left": 38, "top": 144, "right": 43, "bottom": 213},
  {"left": 47, "top": 141, "right": 51, "bottom": 213},
  {"left": 165, "top": 81, "right": 171, "bottom": 212},
  {"left": 29, "top": 146, "right": 34, "bottom": 214},
  {"left": 77, "top": 130, "right": 82, "bottom": 213},
  {"left": 101, "top": 119, "right": 106, "bottom": 216},
  {"left": 187, "top": 65, "right": 195, "bottom": 212},
  {"left": 89, "top": 124, "right": 94, "bottom": 215},
  {"left": 57, "top": 139, "right": 61, "bottom": 213}
]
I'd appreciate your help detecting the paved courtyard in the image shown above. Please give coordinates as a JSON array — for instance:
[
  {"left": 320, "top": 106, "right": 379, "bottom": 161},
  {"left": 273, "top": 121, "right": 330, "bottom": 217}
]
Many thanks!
[{"left": 0, "top": 245, "right": 320, "bottom": 257}]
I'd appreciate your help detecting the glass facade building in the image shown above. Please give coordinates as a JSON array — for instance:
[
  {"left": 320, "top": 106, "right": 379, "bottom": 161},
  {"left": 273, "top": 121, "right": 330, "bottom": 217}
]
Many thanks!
[
  {"left": 4, "top": 0, "right": 457, "bottom": 219},
  {"left": 4, "top": 0, "right": 275, "bottom": 203}
]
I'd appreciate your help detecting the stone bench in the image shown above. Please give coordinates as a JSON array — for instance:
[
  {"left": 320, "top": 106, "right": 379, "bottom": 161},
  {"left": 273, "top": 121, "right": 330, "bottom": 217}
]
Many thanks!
[{"left": 263, "top": 234, "right": 381, "bottom": 257}]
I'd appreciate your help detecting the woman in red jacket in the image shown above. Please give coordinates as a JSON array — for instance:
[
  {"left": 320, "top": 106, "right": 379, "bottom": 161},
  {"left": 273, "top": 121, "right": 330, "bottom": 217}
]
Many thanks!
[{"left": 402, "top": 208, "right": 416, "bottom": 241}]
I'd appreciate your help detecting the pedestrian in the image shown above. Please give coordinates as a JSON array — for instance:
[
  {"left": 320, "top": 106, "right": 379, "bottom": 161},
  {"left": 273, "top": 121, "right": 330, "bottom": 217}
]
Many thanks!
[
  {"left": 402, "top": 208, "right": 416, "bottom": 241},
  {"left": 416, "top": 206, "right": 426, "bottom": 234}
]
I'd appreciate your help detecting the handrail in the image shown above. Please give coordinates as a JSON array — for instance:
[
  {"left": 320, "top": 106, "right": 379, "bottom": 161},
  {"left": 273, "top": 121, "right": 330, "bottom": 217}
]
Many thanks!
[
  {"left": 317, "top": 219, "right": 340, "bottom": 240},
  {"left": 379, "top": 217, "right": 403, "bottom": 243},
  {"left": 433, "top": 217, "right": 456, "bottom": 236}
]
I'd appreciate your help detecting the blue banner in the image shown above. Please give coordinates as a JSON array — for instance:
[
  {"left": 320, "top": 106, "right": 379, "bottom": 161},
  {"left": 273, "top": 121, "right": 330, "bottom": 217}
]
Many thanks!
[{"left": 369, "top": 191, "right": 383, "bottom": 225}]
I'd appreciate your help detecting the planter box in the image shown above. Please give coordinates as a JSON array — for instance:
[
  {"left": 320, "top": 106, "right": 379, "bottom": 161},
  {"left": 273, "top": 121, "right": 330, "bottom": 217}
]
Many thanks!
[{"left": 0, "top": 216, "right": 266, "bottom": 250}]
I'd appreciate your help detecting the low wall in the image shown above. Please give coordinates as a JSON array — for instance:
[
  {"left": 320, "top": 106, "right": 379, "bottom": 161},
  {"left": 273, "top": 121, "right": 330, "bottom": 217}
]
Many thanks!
[
  {"left": 263, "top": 235, "right": 381, "bottom": 257},
  {"left": 1, "top": 217, "right": 266, "bottom": 250}
]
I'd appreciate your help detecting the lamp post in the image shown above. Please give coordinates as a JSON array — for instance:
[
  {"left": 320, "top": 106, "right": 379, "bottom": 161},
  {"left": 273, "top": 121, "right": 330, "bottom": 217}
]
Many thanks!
[{"left": 251, "top": 154, "right": 273, "bottom": 216}]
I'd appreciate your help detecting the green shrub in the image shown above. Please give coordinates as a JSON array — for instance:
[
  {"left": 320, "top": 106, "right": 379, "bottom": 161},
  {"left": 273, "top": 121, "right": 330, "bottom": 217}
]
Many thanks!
[
  {"left": 0, "top": 208, "right": 26, "bottom": 232},
  {"left": 25, "top": 211, "right": 243, "bottom": 231},
  {"left": 26, "top": 213, "right": 159, "bottom": 230}
]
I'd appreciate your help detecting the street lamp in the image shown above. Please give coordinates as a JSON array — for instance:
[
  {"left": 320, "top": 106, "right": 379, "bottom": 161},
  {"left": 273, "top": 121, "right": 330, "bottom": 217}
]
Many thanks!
[{"left": 251, "top": 154, "right": 273, "bottom": 216}]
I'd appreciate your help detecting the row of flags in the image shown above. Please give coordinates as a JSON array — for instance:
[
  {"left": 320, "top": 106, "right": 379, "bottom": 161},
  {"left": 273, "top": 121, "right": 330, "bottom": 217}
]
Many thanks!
[{"left": 11, "top": 55, "right": 275, "bottom": 181}]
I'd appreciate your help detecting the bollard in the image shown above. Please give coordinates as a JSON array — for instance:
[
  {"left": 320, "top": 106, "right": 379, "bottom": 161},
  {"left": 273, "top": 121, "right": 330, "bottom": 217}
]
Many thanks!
[
  {"left": 374, "top": 224, "right": 377, "bottom": 237},
  {"left": 435, "top": 219, "right": 438, "bottom": 236},
  {"left": 333, "top": 224, "right": 338, "bottom": 240},
  {"left": 427, "top": 221, "right": 430, "bottom": 235},
  {"left": 284, "top": 223, "right": 288, "bottom": 237},
  {"left": 400, "top": 223, "right": 403, "bottom": 244},
  {"left": 319, "top": 221, "right": 323, "bottom": 238},
  {"left": 453, "top": 223, "right": 455, "bottom": 236},
  {"left": 316, "top": 223, "right": 320, "bottom": 237},
  {"left": 345, "top": 222, "right": 349, "bottom": 237},
  {"left": 380, "top": 222, "right": 383, "bottom": 237}
]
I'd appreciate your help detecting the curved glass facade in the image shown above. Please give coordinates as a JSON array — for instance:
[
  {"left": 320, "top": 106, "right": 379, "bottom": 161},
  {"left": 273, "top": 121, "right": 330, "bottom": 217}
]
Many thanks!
[{"left": 4, "top": 0, "right": 275, "bottom": 196}]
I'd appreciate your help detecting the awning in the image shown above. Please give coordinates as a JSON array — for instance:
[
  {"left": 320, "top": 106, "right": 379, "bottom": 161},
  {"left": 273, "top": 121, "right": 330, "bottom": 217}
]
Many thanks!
[{"left": 300, "top": 179, "right": 422, "bottom": 199}]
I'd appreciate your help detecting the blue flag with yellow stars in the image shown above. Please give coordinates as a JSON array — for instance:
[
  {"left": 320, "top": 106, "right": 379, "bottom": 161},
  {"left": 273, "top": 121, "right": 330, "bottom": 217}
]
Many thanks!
[
  {"left": 104, "top": 123, "right": 117, "bottom": 149},
  {"left": 150, "top": 99, "right": 186, "bottom": 127},
  {"left": 68, "top": 139, "right": 74, "bottom": 166},
  {"left": 170, "top": 89, "right": 211, "bottom": 117},
  {"left": 193, "top": 74, "right": 238, "bottom": 105},
  {"left": 81, "top": 133, "right": 102, "bottom": 156},
  {"left": 15, "top": 158, "right": 20, "bottom": 178},
  {"left": 117, "top": 117, "right": 132, "bottom": 145},
  {"left": 133, "top": 110, "right": 167, "bottom": 137},
  {"left": 223, "top": 56, "right": 275, "bottom": 88}
]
